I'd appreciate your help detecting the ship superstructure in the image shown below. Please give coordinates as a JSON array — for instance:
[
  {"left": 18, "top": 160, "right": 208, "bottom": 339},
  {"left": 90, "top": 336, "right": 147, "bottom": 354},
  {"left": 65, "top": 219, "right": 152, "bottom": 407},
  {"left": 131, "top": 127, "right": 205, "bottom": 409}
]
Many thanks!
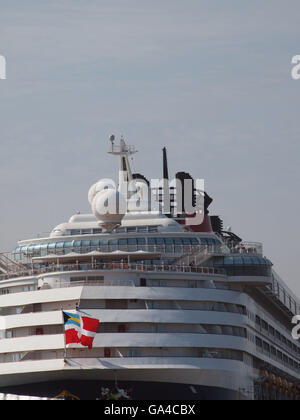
[{"left": 0, "top": 136, "right": 299, "bottom": 400}]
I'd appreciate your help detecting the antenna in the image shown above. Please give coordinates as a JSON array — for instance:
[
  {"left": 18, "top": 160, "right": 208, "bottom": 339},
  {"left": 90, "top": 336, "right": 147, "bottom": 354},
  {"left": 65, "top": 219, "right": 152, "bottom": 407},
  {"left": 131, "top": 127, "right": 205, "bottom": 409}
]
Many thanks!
[
  {"left": 162, "top": 147, "right": 171, "bottom": 216},
  {"left": 108, "top": 135, "right": 138, "bottom": 196},
  {"left": 109, "top": 134, "right": 115, "bottom": 151}
]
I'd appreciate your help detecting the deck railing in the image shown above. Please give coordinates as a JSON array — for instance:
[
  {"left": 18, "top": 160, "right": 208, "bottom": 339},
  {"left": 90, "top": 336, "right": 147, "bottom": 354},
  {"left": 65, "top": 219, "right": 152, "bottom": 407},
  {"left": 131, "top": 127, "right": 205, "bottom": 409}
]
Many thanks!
[
  {"left": 15, "top": 244, "right": 226, "bottom": 260},
  {"left": 0, "top": 262, "right": 226, "bottom": 281}
]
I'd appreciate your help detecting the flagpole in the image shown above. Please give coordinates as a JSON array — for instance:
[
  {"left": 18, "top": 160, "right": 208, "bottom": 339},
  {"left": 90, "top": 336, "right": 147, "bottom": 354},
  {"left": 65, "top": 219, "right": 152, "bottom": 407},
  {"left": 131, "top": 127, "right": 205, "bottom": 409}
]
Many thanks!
[{"left": 62, "top": 310, "right": 67, "bottom": 361}]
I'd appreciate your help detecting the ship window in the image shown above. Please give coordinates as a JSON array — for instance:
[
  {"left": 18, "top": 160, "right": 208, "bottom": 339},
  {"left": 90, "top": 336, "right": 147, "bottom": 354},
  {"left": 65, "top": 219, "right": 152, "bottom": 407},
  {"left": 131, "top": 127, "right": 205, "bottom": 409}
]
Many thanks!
[
  {"left": 54, "top": 242, "right": 64, "bottom": 255},
  {"left": 126, "top": 227, "right": 136, "bottom": 233},
  {"left": 119, "top": 238, "right": 128, "bottom": 245},
  {"left": 128, "top": 238, "right": 137, "bottom": 250},
  {"left": 148, "top": 226, "right": 158, "bottom": 232},
  {"left": 116, "top": 227, "right": 126, "bottom": 233},
  {"left": 13, "top": 249, "right": 21, "bottom": 261},
  {"left": 213, "top": 257, "right": 223, "bottom": 266},
  {"left": 165, "top": 238, "right": 174, "bottom": 252},
  {"left": 80, "top": 229, "right": 90, "bottom": 235},
  {"left": 137, "top": 239, "right": 146, "bottom": 251},
  {"left": 63, "top": 242, "right": 72, "bottom": 254},
  {"left": 174, "top": 238, "right": 183, "bottom": 244},
  {"left": 109, "top": 239, "right": 118, "bottom": 251},
  {"left": 39, "top": 244, "right": 48, "bottom": 256},
  {"left": 33, "top": 245, "right": 41, "bottom": 255},
  {"left": 15, "top": 246, "right": 21, "bottom": 252},
  {"left": 148, "top": 238, "right": 156, "bottom": 245},
  {"left": 91, "top": 240, "right": 100, "bottom": 247},
  {"left": 82, "top": 241, "right": 91, "bottom": 250},
  {"left": 191, "top": 238, "right": 199, "bottom": 245},
  {"left": 28, "top": 245, "right": 35, "bottom": 255},
  {"left": 269, "top": 326, "right": 275, "bottom": 336},
  {"left": 277, "top": 351, "right": 283, "bottom": 361},
  {"left": 256, "top": 337, "right": 262, "bottom": 347},
  {"left": 92, "top": 228, "right": 102, "bottom": 234},
  {"left": 137, "top": 226, "right": 148, "bottom": 232},
  {"left": 243, "top": 257, "right": 253, "bottom": 265},
  {"left": 71, "top": 229, "right": 81, "bottom": 235}
]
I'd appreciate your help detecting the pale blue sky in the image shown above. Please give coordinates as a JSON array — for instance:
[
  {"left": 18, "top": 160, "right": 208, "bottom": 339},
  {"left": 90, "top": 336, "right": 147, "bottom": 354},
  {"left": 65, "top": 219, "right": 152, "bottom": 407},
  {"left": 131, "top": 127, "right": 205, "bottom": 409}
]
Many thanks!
[{"left": 0, "top": 1, "right": 299, "bottom": 294}]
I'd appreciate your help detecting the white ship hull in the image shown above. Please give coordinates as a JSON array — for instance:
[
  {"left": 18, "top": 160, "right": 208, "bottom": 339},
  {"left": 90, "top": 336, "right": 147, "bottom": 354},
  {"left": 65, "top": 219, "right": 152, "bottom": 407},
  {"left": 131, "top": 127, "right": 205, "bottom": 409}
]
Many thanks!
[{"left": 1, "top": 139, "right": 299, "bottom": 400}]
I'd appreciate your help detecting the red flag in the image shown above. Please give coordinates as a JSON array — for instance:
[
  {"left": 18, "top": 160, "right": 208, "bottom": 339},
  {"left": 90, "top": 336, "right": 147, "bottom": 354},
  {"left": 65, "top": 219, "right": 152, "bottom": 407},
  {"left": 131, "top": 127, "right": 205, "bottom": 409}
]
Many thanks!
[
  {"left": 63, "top": 312, "right": 99, "bottom": 349},
  {"left": 79, "top": 316, "right": 100, "bottom": 349}
]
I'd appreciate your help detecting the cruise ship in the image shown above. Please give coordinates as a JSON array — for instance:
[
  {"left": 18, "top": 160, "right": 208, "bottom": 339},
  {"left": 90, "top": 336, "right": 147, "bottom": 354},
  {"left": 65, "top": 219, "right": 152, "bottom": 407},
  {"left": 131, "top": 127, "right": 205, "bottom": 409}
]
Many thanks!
[{"left": 0, "top": 136, "right": 299, "bottom": 401}]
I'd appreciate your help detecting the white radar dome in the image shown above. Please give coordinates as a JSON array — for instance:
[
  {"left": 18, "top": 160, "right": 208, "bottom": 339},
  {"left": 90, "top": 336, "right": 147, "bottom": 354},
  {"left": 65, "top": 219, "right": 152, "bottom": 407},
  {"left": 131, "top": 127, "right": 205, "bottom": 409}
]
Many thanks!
[
  {"left": 92, "top": 189, "right": 126, "bottom": 226},
  {"left": 88, "top": 179, "right": 116, "bottom": 205}
]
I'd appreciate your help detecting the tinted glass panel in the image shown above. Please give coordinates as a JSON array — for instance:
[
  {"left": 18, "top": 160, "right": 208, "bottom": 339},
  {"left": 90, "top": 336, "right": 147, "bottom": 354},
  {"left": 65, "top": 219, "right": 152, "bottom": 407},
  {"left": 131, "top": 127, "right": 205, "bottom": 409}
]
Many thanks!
[{"left": 64, "top": 242, "right": 72, "bottom": 247}]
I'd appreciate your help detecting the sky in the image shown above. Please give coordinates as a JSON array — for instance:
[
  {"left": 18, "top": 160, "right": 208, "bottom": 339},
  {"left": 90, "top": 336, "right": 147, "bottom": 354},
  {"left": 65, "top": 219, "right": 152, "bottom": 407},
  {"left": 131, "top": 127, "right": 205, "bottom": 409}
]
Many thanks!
[{"left": 0, "top": 1, "right": 299, "bottom": 295}]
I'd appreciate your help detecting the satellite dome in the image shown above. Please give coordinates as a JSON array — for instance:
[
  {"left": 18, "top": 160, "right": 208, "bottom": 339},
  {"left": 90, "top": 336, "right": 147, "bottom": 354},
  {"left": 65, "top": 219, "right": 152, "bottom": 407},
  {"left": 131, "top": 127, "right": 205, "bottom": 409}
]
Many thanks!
[
  {"left": 88, "top": 179, "right": 116, "bottom": 205},
  {"left": 92, "top": 189, "right": 126, "bottom": 227}
]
